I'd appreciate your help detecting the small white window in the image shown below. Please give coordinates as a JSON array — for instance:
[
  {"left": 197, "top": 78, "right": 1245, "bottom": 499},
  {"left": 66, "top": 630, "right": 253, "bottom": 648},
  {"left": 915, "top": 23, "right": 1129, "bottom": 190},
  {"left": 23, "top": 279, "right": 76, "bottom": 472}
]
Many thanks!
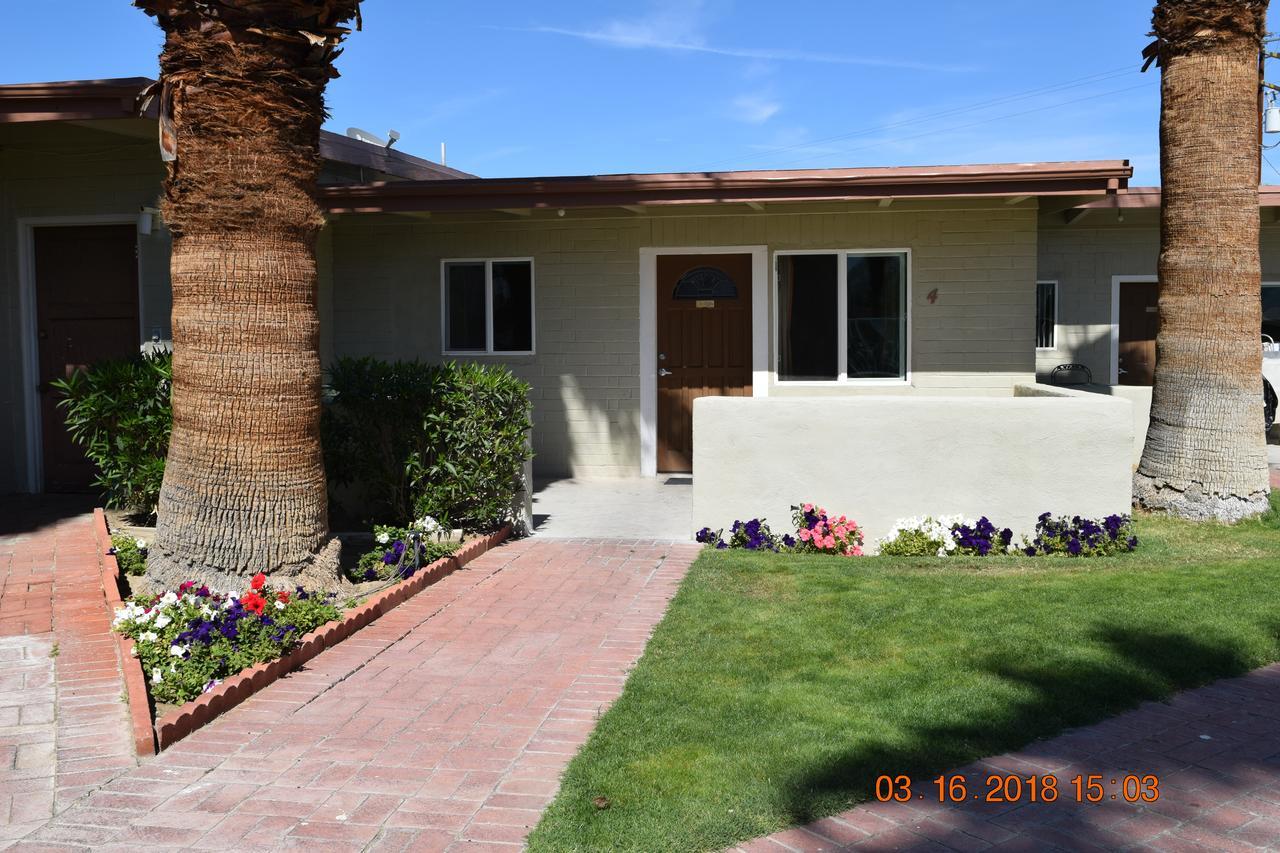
[
  {"left": 1036, "top": 280, "right": 1057, "bottom": 350},
  {"left": 441, "top": 258, "right": 535, "bottom": 355}
]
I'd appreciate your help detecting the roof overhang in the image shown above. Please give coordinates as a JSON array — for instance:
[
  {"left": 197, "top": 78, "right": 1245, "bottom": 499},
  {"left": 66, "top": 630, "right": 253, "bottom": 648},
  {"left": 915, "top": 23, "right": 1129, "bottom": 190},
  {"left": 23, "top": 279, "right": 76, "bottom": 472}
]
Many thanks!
[
  {"left": 0, "top": 76, "right": 475, "bottom": 180},
  {"left": 1066, "top": 185, "right": 1280, "bottom": 209},
  {"left": 321, "top": 160, "right": 1132, "bottom": 214}
]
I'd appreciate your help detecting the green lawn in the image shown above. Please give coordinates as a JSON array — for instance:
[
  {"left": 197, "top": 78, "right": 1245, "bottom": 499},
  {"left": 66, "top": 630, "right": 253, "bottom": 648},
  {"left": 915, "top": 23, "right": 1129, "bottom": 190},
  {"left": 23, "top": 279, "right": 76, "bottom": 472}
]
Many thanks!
[{"left": 528, "top": 496, "right": 1280, "bottom": 852}]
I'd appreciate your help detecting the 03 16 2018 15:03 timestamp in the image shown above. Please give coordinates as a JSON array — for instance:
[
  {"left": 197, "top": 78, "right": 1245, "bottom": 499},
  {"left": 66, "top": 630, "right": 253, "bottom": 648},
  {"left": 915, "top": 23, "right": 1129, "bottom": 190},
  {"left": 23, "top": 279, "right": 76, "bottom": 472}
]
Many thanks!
[{"left": 874, "top": 773, "right": 1160, "bottom": 804}]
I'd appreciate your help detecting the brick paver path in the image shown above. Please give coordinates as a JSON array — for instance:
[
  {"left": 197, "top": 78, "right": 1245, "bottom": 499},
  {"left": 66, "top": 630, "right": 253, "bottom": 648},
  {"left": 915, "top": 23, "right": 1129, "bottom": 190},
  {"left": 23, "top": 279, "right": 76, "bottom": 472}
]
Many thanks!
[
  {"left": 735, "top": 664, "right": 1280, "bottom": 852},
  {"left": 0, "top": 502, "right": 136, "bottom": 846},
  {"left": 6, "top": 538, "right": 698, "bottom": 852}
]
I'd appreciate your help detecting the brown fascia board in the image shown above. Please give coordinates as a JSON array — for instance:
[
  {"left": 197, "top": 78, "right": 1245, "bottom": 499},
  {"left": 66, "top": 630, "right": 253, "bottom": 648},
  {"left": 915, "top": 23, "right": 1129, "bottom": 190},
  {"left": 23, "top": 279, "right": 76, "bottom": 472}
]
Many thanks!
[
  {"left": 321, "top": 160, "right": 1133, "bottom": 214},
  {"left": 1071, "top": 186, "right": 1280, "bottom": 209}
]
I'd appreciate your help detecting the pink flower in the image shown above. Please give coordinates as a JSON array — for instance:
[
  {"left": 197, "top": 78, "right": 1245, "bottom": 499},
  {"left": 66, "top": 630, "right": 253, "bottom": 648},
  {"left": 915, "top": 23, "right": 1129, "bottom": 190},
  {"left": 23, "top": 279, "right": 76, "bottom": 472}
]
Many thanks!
[
  {"left": 823, "top": 536, "right": 836, "bottom": 549},
  {"left": 802, "top": 503, "right": 814, "bottom": 513},
  {"left": 798, "top": 529, "right": 811, "bottom": 541}
]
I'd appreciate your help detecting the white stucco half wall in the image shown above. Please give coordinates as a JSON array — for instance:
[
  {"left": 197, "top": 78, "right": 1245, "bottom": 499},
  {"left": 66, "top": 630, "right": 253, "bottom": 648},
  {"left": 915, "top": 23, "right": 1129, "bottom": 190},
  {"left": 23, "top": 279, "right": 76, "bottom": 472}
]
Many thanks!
[{"left": 692, "top": 388, "right": 1134, "bottom": 550}]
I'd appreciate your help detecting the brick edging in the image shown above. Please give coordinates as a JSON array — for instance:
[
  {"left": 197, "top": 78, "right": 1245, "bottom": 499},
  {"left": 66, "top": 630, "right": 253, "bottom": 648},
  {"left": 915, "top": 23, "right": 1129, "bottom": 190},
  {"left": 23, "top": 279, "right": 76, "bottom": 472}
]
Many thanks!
[
  {"left": 93, "top": 511, "right": 512, "bottom": 755},
  {"left": 92, "top": 508, "right": 159, "bottom": 756}
]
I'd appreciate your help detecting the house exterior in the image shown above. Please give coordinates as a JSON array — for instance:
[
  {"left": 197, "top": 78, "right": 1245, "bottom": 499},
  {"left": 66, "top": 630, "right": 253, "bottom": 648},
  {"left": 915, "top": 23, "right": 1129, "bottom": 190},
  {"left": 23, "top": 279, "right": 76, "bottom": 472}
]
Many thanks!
[{"left": 3, "top": 78, "right": 1276, "bottom": 530}]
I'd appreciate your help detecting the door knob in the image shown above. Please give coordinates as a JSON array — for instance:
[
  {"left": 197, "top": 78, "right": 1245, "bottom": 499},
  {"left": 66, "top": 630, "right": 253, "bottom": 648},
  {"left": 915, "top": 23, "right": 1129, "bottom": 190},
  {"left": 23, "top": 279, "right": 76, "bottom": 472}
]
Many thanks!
[{"left": 658, "top": 368, "right": 673, "bottom": 377}]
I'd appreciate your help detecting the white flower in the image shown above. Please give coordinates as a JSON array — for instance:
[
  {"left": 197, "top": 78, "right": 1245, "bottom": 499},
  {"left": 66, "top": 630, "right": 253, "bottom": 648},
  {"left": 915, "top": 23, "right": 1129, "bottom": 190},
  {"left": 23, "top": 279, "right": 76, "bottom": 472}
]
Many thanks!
[
  {"left": 130, "top": 646, "right": 138, "bottom": 657},
  {"left": 200, "top": 604, "right": 214, "bottom": 619},
  {"left": 375, "top": 531, "right": 390, "bottom": 545},
  {"left": 138, "top": 631, "right": 158, "bottom": 643},
  {"left": 274, "top": 600, "right": 286, "bottom": 611},
  {"left": 160, "top": 591, "right": 178, "bottom": 607},
  {"left": 412, "top": 516, "right": 442, "bottom": 535},
  {"left": 169, "top": 643, "right": 188, "bottom": 657},
  {"left": 153, "top": 614, "right": 172, "bottom": 629},
  {"left": 151, "top": 668, "right": 164, "bottom": 684},
  {"left": 135, "top": 538, "right": 148, "bottom": 550}
]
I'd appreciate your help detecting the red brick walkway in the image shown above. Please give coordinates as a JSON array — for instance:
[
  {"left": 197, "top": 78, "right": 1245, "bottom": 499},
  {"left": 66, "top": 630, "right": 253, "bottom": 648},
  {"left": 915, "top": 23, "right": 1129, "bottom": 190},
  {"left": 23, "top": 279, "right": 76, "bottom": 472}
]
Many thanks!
[
  {"left": 0, "top": 502, "right": 136, "bottom": 846},
  {"left": 735, "top": 664, "right": 1280, "bottom": 852},
  {"left": 6, "top": 538, "right": 698, "bottom": 851}
]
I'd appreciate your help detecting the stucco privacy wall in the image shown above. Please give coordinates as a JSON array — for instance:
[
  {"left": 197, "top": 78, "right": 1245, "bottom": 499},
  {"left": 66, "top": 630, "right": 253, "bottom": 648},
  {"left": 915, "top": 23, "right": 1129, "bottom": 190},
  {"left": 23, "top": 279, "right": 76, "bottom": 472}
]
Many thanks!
[
  {"left": 327, "top": 200, "right": 1040, "bottom": 478},
  {"left": 692, "top": 389, "right": 1134, "bottom": 548},
  {"left": 0, "top": 121, "right": 169, "bottom": 493},
  {"left": 1035, "top": 212, "right": 1280, "bottom": 381}
]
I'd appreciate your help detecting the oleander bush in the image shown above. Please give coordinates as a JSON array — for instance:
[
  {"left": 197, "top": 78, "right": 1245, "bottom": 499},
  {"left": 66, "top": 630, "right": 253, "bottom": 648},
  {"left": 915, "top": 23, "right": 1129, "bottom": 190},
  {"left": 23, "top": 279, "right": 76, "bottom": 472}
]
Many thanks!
[
  {"left": 322, "top": 358, "right": 533, "bottom": 532},
  {"left": 52, "top": 353, "right": 172, "bottom": 518}
]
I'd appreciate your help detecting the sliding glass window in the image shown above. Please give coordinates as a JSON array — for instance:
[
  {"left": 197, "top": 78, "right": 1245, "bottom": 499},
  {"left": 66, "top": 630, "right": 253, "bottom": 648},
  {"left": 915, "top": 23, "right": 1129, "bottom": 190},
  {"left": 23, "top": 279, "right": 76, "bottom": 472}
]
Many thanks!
[{"left": 776, "top": 250, "right": 909, "bottom": 382}]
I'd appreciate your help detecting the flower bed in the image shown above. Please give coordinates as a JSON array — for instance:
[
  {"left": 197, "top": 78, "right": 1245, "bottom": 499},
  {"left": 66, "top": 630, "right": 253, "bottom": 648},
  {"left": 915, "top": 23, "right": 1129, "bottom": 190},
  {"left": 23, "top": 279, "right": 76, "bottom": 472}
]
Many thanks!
[
  {"left": 696, "top": 504, "right": 1139, "bottom": 559},
  {"left": 95, "top": 510, "right": 513, "bottom": 754},
  {"left": 113, "top": 573, "right": 341, "bottom": 705}
]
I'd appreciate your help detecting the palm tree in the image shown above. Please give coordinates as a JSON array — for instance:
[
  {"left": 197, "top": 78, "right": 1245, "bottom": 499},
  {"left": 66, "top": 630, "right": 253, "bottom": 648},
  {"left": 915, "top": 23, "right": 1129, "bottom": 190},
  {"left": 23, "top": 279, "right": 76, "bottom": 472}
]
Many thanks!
[
  {"left": 1135, "top": 0, "right": 1272, "bottom": 521},
  {"left": 134, "top": 0, "right": 362, "bottom": 589}
]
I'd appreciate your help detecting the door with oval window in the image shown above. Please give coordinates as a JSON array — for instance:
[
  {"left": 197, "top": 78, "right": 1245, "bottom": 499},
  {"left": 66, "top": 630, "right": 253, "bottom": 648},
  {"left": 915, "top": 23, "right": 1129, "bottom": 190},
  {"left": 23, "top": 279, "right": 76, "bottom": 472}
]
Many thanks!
[{"left": 655, "top": 253, "right": 753, "bottom": 472}]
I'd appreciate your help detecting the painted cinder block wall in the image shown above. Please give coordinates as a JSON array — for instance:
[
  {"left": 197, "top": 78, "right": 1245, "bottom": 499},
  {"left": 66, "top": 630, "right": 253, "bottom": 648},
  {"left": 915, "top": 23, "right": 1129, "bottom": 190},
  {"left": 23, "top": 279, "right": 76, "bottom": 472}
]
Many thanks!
[
  {"left": 326, "top": 199, "right": 1040, "bottom": 479},
  {"left": 1035, "top": 210, "right": 1280, "bottom": 382}
]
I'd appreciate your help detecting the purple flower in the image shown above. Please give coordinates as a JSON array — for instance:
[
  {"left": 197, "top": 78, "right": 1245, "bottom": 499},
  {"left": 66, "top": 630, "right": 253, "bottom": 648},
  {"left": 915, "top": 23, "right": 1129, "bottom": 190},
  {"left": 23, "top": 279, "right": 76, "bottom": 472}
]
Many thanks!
[{"left": 363, "top": 568, "right": 378, "bottom": 581}]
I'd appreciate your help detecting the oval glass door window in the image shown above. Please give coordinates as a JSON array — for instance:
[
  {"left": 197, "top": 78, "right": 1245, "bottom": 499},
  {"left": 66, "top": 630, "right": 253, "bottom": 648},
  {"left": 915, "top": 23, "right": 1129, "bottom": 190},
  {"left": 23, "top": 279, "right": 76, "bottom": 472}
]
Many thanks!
[{"left": 673, "top": 266, "right": 738, "bottom": 299}]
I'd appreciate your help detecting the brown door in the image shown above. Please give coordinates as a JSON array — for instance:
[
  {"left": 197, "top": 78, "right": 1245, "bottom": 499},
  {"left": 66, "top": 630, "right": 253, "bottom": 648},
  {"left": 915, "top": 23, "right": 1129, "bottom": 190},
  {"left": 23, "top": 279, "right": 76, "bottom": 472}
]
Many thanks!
[
  {"left": 34, "top": 224, "right": 140, "bottom": 492},
  {"left": 1118, "top": 280, "right": 1159, "bottom": 386},
  {"left": 656, "top": 253, "right": 752, "bottom": 473}
]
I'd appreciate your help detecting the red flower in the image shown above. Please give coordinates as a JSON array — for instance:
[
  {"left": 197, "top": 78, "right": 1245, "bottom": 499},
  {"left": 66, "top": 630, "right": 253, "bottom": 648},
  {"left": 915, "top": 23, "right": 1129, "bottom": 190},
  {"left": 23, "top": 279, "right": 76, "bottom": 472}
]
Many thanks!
[
  {"left": 241, "top": 592, "right": 266, "bottom": 615},
  {"left": 276, "top": 590, "right": 290, "bottom": 604},
  {"left": 250, "top": 572, "right": 266, "bottom": 591}
]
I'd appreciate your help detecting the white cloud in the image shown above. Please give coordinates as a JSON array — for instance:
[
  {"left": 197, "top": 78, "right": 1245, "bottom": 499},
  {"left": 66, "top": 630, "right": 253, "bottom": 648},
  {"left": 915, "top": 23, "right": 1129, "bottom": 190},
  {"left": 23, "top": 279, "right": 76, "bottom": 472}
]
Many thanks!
[
  {"left": 492, "top": 3, "right": 976, "bottom": 73},
  {"left": 732, "top": 93, "right": 780, "bottom": 124}
]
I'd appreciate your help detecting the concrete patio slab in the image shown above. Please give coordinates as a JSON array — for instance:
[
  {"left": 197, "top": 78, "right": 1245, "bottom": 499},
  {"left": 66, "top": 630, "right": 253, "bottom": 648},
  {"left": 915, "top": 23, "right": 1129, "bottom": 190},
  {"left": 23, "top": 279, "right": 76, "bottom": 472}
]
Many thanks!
[{"left": 531, "top": 477, "right": 694, "bottom": 541}]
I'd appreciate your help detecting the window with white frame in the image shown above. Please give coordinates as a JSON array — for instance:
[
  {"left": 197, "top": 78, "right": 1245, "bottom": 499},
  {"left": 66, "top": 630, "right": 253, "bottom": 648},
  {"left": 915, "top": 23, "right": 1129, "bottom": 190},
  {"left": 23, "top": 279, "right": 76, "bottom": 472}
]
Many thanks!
[
  {"left": 1263, "top": 282, "right": 1280, "bottom": 342},
  {"left": 442, "top": 258, "right": 534, "bottom": 354},
  {"left": 775, "top": 250, "right": 908, "bottom": 382},
  {"left": 1035, "top": 280, "right": 1057, "bottom": 349}
]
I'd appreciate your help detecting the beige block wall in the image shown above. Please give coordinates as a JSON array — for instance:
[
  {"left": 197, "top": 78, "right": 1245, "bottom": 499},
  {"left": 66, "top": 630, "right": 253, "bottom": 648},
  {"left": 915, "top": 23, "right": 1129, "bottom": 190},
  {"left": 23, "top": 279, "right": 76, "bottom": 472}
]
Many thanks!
[
  {"left": 0, "top": 120, "right": 169, "bottom": 493},
  {"left": 328, "top": 199, "right": 1040, "bottom": 479},
  {"left": 1036, "top": 210, "right": 1280, "bottom": 381},
  {"left": 693, "top": 389, "right": 1134, "bottom": 548}
]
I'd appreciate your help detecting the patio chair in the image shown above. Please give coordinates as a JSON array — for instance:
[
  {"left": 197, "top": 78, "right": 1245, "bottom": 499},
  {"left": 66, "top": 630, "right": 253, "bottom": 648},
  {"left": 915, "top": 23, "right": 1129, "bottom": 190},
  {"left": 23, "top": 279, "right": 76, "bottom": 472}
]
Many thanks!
[{"left": 1050, "top": 363, "right": 1093, "bottom": 386}]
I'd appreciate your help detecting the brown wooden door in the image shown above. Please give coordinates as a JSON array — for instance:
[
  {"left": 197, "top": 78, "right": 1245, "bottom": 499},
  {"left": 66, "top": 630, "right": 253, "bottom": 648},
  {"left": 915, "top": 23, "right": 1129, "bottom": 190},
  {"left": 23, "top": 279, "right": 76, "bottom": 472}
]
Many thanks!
[
  {"left": 1118, "top": 280, "right": 1159, "bottom": 386},
  {"left": 34, "top": 224, "right": 140, "bottom": 492},
  {"left": 656, "top": 253, "right": 752, "bottom": 473}
]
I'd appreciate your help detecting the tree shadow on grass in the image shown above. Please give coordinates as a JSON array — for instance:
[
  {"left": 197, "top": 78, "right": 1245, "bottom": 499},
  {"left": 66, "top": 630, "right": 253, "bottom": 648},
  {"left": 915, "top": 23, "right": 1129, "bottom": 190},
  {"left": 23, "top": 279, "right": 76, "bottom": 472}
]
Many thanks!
[{"left": 778, "top": 624, "right": 1280, "bottom": 844}]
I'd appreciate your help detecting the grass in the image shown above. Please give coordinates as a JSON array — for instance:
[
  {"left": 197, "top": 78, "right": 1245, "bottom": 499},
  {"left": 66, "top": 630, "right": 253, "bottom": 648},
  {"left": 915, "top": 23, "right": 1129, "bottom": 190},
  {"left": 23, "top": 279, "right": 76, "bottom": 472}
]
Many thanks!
[{"left": 528, "top": 495, "right": 1280, "bottom": 852}]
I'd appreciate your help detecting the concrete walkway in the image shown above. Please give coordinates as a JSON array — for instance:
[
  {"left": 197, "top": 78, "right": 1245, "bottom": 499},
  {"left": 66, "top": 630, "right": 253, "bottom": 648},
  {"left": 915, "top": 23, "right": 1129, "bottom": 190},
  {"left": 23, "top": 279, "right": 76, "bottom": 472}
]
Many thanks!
[
  {"left": 531, "top": 477, "right": 694, "bottom": 540},
  {"left": 5, "top": 538, "right": 698, "bottom": 851},
  {"left": 735, "top": 664, "right": 1280, "bottom": 852},
  {"left": 0, "top": 502, "right": 136, "bottom": 846}
]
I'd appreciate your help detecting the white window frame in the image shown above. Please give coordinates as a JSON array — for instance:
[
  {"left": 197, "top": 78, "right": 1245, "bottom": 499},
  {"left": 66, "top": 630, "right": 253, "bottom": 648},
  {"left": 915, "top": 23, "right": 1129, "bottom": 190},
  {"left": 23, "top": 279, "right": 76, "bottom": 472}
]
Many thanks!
[
  {"left": 439, "top": 257, "right": 536, "bottom": 356},
  {"left": 1263, "top": 281, "right": 1280, "bottom": 342},
  {"left": 1035, "top": 279, "right": 1058, "bottom": 351},
  {"left": 772, "top": 248, "right": 912, "bottom": 385}
]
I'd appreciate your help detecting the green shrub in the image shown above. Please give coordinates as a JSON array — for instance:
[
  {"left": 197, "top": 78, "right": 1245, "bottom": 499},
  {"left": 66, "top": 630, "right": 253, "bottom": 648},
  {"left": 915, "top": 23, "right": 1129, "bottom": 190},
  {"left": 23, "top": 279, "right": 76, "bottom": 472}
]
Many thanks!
[
  {"left": 323, "top": 358, "right": 533, "bottom": 532},
  {"left": 52, "top": 353, "right": 172, "bottom": 518},
  {"left": 110, "top": 534, "right": 149, "bottom": 577}
]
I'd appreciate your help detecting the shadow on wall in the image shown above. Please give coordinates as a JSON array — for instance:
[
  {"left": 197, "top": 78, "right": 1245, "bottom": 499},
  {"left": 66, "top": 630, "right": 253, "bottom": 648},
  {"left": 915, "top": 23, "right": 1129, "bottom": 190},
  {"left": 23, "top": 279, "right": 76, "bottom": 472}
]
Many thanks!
[
  {"left": 778, "top": 625, "right": 1278, "bottom": 837},
  {"left": 526, "top": 373, "right": 641, "bottom": 480}
]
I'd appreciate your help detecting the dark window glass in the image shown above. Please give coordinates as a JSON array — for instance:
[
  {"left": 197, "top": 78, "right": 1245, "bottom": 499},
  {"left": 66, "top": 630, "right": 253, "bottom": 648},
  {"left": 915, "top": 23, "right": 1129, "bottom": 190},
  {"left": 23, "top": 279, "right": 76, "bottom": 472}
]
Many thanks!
[
  {"left": 847, "top": 254, "right": 906, "bottom": 379},
  {"left": 673, "top": 266, "right": 738, "bottom": 299},
  {"left": 1036, "top": 281, "right": 1057, "bottom": 349},
  {"left": 1263, "top": 285, "right": 1280, "bottom": 342},
  {"left": 777, "top": 254, "right": 838, "bottom": 380},
  {"left": 445, "top": 262, "right": 486, "bottom": 351},
  {"left": 493, "top": 261, "right": 533, "bottom": 352}
]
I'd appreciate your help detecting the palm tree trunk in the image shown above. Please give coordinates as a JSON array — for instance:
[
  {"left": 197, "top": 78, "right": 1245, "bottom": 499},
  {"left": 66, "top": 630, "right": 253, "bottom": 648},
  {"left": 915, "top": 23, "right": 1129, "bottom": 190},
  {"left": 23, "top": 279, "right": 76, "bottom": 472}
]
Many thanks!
[
  {"left": 1135, "top": 0, "right": 1272, "bottom": 521},
  {"left": 135, "top": 1, "right": 361, "bottom": 590}
]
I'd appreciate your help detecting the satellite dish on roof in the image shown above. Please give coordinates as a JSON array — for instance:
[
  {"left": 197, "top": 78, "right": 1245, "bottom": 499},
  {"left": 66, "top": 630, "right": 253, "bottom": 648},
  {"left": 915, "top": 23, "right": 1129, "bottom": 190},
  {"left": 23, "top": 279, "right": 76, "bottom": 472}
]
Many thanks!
[{"left": 346, "top": 127, "right": 401, "bottom": 149}]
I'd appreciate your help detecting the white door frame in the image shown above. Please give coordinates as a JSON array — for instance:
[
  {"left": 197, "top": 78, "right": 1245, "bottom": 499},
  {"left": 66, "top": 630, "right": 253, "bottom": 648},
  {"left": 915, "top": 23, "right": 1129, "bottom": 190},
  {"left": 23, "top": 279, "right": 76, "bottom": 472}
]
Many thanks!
[
  {"left": 17, "top": 214, "right": 142, "bottom": 493},
  {"left": 1109, "top": 274, "right": 1158, "bottom": 386},
  {"left": 638, "top": 246, "right": 768, "bottom": 477}
]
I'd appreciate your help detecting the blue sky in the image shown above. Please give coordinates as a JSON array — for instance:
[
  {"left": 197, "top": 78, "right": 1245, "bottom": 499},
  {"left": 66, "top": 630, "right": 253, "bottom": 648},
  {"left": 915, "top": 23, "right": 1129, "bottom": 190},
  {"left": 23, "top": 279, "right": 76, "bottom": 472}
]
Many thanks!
[{"left": 7, "top": 1, "right": 1280, "bottom": 184}]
